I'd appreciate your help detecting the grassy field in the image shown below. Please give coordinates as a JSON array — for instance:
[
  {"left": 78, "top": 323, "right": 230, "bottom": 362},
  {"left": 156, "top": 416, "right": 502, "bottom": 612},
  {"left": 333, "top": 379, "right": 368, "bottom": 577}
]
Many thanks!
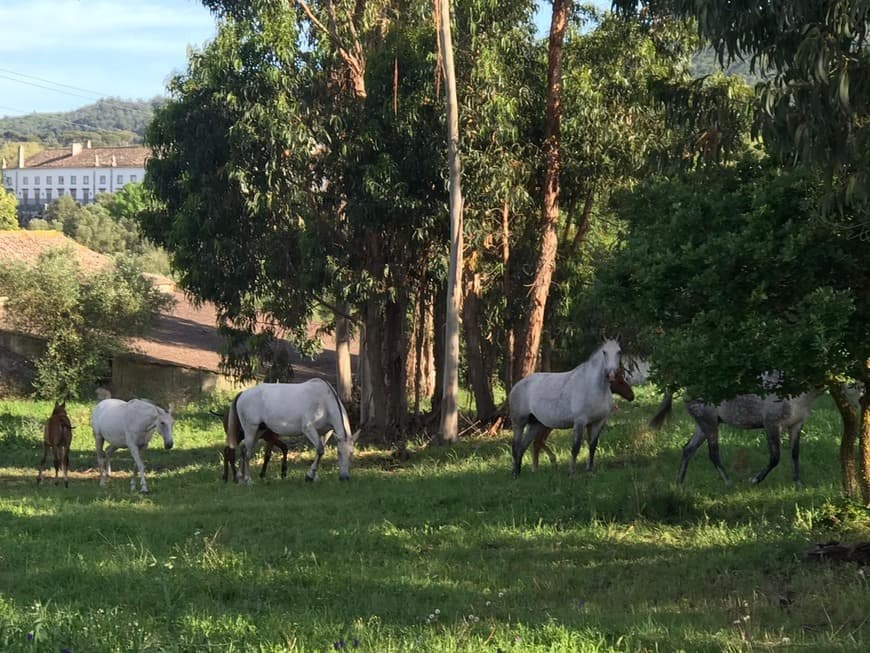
[{"left": 1, "top": 388, "right": 869, "bottom": 652}]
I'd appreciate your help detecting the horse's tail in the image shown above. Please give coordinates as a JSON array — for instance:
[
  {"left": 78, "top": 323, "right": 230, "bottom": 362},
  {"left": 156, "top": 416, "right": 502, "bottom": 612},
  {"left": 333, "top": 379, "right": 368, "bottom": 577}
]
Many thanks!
[
  {"left": 226, "top": 392, "right": 243, "bottom": 447},
  {"left": 322, "top": 379, "right": 354, "bottom": 441},
  {"left": 648, "top": 391, "right": 674, "bottom": 430}
]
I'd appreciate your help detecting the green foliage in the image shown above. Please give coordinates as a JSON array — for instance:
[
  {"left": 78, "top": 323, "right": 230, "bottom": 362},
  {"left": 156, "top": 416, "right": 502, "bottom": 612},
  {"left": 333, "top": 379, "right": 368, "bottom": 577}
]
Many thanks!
[
  {"left": 0, "top": 188, "right": 18, "bottom": 230},
  {"left": 596, "top": 156, "right": 869, "bottom": 399},
  {"left": 0, "top": 98, "right": 163, "bottom": 146},
  {"left": 32, "top": 187, "right": 171, "bottom": 275},
  {"left": 1, "top": 394, "right": 869, "bottom": 651},
  {"left": 0, "top": 251, "right": 174, "bottom": 399},
  {"left": 613, "top": 0, "right": 870, "bottom": 219},
  {"left": 0, "top": 141, "right": 42, "bottom": 166}
]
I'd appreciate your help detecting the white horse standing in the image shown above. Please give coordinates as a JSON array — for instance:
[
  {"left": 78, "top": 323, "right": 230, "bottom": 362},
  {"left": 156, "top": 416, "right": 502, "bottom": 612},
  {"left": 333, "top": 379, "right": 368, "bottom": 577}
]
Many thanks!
[
  {"left": 91, "top": 398, "right": 175, "bottom": 493},
  {"left": 228, "top": 379, "right": 355, "bottom": 484},
  {"left": 510, "top": 339, "right": 622, "bottom": 477}
]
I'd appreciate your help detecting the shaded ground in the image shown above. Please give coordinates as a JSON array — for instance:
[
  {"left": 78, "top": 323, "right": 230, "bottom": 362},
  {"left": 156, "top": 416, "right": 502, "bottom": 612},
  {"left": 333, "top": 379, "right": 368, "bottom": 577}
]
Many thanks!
[{"left": 129, "top": 289, "right": 358, "bottom": 384}]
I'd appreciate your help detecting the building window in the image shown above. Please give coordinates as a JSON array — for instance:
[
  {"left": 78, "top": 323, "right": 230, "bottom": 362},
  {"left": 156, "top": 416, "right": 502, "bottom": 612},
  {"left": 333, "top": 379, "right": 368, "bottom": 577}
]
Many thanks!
[
  {"left": 46, "top": 176, "right": 52, "bottom": 184},
  {"left": 22, "top": 176, "right": 28, "bottom": 185},
  {"left": 99, "top": 175, "right": 106, "bottom": 184},
  {"left": 130, "top": 174, "right": 137, "bottom": 183},
  {"left": 98, "top": 188, "right": 106, "bottom": 195},
  {"left": 58, "top": 176, "right": 64, "bottom": 185},
  {"left": 45, "top": 189, "right": 53, "bottom": 201},
  {"left": 82, "top": 189, "right": 89, "bottom": 202},
  {"left": 70, "top": 189, "right": 77, "bottom": 200},
  {"left": 70, "top": 175, "right": 77, "bottom": 184},
  {"left": 34, "top": 176, "right": 40, "bottom": 184},
  {"left": 83, "top": 176, "right": 89, "bottom": 184},
  {"left": 58, "top": 189, "right": 65, "bottom": 196},
  {"left": 22, "top": 190, "right": 28, "bottom": 201},
  {"left": 3, "top": 176, "right": 10, "bottom": 185}
]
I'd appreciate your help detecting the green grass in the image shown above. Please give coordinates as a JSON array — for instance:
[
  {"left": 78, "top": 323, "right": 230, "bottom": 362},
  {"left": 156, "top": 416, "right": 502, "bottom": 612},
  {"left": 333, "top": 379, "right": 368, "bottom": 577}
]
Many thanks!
[{"left": 2, "top": 390, "right": 870, "bottom": 652}]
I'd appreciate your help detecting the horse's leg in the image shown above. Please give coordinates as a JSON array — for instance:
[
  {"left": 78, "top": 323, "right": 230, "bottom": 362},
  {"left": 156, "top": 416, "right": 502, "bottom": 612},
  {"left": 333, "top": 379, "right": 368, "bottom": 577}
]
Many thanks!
[
  {"left": 512, "top": 417, "right": 538, "bottom": 478},
  {"left": 677, "top": 425, "right": 709, "bottom": 484},
  {"left": 751, "top": 425, "right": 781, "bottom": 484},
  {"left": 103, "top": 444, "right": 119, "bottom": 481},
  {"left": 531, "top": 426, "right": 554, "bottom": 472},
  {"left": 62, "top": 444, "right": 70, "bottom": 488},
  {"left": 259, "top": 441, "right": 274, "bottom": 479},
  {"left": 585, "top": 419, "right": 608, "bottom": 472},
  {"left": 262, "top": 432, "right": 289, "bottom": 478},
  {"left": 788, "top": 421, "right": 806, "bottom": 487},
  {"left": 37, "top": 443, "right": 50, "bottom": 485},
  {"left": 52, "top": 446, "right": 62, "bottom": 485},
  {"left": 239, "top": 428, "right": 259, "bottom": 485},
  {"left": 705, "top": 426, "right": 731, "bottom": 485},
  {"left": 222, "top": 445, "right": 233, "bottom": 483},
  {"left": 302, "top": 424, "right": 324, "bottom": 482},
  {"left": 127, "top": 443, "right": 149, "bottom": 493},
  {"left": 568, "top": 419, "right": 587, "bottom": 476},
  {"left": 95, "top": 434, "right": 107, "bottom": 488}
]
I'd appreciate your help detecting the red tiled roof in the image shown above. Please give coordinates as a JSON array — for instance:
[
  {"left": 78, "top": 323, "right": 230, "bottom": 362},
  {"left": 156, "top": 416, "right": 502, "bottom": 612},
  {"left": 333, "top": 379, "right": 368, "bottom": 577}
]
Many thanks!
[{"left": 19, "top": 145, "right": 149, "bottom": 169}]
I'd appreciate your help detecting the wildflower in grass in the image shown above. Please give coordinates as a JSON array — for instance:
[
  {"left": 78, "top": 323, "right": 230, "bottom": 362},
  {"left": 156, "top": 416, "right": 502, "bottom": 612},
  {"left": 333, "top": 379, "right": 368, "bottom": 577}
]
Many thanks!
[
  {"left": 26, "top": 632, "right": 33, "bottom": 641},
  {"left": 62, "top": 649, "right": 71, "bottom": 653},
  {"left": 514, "top": 635, "right": 521, "bottom": 644},
  {"left": 352, "top": 639, "right": 359, "bottom": 648}
]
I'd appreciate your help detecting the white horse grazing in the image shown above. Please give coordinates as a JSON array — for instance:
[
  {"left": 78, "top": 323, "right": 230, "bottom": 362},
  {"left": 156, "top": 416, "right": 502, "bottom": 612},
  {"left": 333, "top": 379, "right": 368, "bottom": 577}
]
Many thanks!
[
  {"left": 91, "top": 398, "right": 175, "bottom": 493},
  {"left": 510, "top": 339, "right": 622, "bottom": 477},
  {"left": 228, "top": 379, "right": 355, "bottom": 484}
]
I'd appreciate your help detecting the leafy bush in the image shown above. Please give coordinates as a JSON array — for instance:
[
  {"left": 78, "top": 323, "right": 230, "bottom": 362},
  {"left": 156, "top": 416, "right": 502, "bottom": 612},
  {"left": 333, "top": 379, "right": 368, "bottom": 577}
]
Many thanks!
[
  {"left": 0, "top": 250, "right": 174, "bottom": 399},
  {"left": 0, "top": 188, "right": 18, "bottom": 230}
]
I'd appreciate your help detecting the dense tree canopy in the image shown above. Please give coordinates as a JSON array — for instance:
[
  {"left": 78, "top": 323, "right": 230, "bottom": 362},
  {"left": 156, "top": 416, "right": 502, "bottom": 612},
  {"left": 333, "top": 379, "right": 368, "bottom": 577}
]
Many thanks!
[{"left": 597, "top": 156, "right": 867, "bottom": 400}]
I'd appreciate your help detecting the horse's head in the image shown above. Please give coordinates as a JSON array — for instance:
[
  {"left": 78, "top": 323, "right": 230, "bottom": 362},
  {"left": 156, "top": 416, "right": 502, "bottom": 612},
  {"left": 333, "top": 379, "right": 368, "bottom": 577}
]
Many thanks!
[
  {"left": 157, "top": 404, "right": 175, "bottom": 450},
  {"left": 600, "top": 339, "right": 622, "bottom": 382},
  {"left": 336, "top": 429, "right": 359, "bottom": 481},
  {"left": 610, "top": 369, "right": 635, "bottom": 401}
]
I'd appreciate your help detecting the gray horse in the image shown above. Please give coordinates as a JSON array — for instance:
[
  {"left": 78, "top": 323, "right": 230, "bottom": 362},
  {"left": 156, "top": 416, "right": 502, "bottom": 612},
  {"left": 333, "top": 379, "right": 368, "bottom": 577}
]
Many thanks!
[
  {"left": 650, "top": 388, "right": 822, "bottom": 485},
  {"left": 509, "top": 339, "right": 622, "bottom": 477}
]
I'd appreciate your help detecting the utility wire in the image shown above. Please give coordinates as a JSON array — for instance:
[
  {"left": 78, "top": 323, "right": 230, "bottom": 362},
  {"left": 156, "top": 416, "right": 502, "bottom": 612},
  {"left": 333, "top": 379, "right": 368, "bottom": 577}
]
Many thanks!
[{"left": 0, "top": 67, "right": 110, "bottom": 99}]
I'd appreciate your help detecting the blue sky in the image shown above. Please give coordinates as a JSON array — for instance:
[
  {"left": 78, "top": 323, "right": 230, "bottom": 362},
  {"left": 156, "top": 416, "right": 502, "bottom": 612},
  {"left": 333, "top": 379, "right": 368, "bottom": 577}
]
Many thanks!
[
  {"left": 0, "top": 0, "right": 217, "bottom": 117},
  {"left": 0, "top": 1, "right": 610, "bottom": 118}
]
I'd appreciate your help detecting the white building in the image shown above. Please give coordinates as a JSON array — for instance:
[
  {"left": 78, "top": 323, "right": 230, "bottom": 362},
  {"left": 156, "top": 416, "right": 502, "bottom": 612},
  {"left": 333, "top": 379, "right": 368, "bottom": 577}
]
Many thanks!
[{"left": 1, "top": 141, "right": 148, "bottom": 211}]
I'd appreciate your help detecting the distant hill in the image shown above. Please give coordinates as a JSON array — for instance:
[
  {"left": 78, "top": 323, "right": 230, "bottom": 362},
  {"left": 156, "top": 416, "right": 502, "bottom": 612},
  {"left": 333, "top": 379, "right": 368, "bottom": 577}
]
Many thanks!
[
  {"left": 0, "top": 97, "right": 165, "bottom": 148},
  {"left": 691, "top": 49, "right": 764, "bottom": 86}
]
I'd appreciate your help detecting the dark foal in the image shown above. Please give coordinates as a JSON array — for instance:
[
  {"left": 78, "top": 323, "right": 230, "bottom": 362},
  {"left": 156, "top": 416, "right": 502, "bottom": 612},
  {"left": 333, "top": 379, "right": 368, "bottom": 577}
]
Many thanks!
[
  {"left": 531, "top": 370, "right": 636, "bottom": 471},
  {"left": 37, "top": 402, "right": 73, "bottom": 487},
  {"left": 214, "top": 407, "right": 289, "bottom": 482}
]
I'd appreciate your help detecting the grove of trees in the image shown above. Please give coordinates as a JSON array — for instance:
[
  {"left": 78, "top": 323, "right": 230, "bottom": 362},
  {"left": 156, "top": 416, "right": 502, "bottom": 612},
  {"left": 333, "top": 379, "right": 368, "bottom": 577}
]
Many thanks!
[{"left": 138, "top": 1, "right": 868, "bottom": 499}]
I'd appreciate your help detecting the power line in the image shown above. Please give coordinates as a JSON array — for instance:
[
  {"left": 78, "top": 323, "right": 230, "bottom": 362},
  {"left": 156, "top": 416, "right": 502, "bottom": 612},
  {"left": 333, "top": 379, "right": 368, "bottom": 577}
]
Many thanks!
[
  {"left": 0, "top": 67, "right": 110, "bottom": 99},
  {"left": 0, "top": 73, "right": 102, "bottom": 103}
]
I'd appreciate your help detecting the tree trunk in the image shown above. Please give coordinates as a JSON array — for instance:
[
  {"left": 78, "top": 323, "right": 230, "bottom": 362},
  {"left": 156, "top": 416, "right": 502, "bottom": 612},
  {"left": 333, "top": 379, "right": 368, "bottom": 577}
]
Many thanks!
[
  {"left": 501, "top": 199, "right": 514, "bottom": 394},
  {"left": 462, "top": 267, "right": 495, "bottom": 422},
  {"left": 514, "top": 0, "right": 570, "bottom": 381},
  {"left": 437, "top": 0, "right": 464, "bottom": 444},
  {"left": 430, "top": 282, "right": 447, "bottom": 420},
  {"left": 859, "top": 363, "right": 870, "bottom": 505},
  {"left": 384, "top": 296, "right": 409, "bottom": 435},
  {"left": 830, "top": 381, "right": 860, "bottom": 498},
  {"left": 335, "top": 311, "right": 353, "bottom": 405},
  {"left": 364, "top": 300, "right": 388, "bottom": 434},
  {"left": 358, "top": 324, "right": 372, "bottom": 426}
]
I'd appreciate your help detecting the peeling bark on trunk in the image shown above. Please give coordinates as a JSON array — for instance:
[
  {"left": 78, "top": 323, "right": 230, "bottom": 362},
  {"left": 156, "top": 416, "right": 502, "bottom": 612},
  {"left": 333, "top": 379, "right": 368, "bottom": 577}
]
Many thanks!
[
  {"left": 514, "top": 0, "right": 570, "bottom": 381},
  {"left": 437, "top": 0, "right": 464, "bottom": 444},
  {"left": 501, "top": 200, "right": 514, "bottom": 393},
  {"left": 335, "top": 311, "right": 353, "bottom": 405},
  {"left": 859, "top": 365, "right": 870, "bottom": 505},
  {"left": 830, "top": 382, "right": 860, "bottom": 498}
]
